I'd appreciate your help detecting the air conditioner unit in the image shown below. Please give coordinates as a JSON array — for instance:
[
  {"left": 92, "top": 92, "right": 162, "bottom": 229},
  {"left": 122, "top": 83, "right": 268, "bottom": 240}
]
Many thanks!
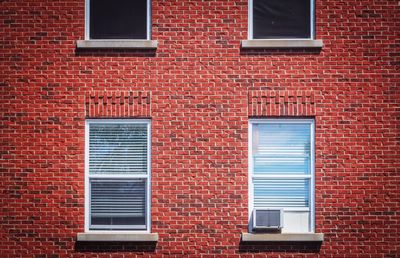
[{"left": 253, "top": 208, "right": 283, "bottom": 231}]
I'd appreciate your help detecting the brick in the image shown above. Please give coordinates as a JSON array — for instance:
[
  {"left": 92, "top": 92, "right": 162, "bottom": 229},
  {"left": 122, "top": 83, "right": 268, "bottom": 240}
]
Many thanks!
[
  {"left": 85, "top": 91, "right": 151, "bottom": 118},
  {"left": 249, "top": 90, "right": 317, "bottom": 117}
]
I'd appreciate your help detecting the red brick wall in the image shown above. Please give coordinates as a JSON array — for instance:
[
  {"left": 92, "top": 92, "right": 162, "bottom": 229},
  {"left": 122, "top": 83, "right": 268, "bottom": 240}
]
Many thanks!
[{"left": 1, "top": 0, "right": 399, "bottom": 256}]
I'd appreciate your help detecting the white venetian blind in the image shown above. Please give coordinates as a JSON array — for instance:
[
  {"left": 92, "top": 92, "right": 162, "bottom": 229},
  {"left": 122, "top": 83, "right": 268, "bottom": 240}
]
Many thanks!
[
  {"left": 90, "top": 179, "right": 146, "bottom": 229},
  {"left": 253, "top": 178, "right": 310, "bottom": 208},
  {"left": 89, "top": 123, "right": 148, "bottom": 175},
  {"left": 253, "top": 123, "right": 311, "bottom": 175},
  {"left": 252, "top": 122, "right": 311, "bottom": 210}
]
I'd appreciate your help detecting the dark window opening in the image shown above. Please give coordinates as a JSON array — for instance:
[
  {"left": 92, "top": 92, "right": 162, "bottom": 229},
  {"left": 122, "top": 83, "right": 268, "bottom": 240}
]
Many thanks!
[
  {"left": 253, "top": 0, "right": 311, "bottom": 39},
  {"left": 90, "top": 0, "right": 148, "bottom": 39}
]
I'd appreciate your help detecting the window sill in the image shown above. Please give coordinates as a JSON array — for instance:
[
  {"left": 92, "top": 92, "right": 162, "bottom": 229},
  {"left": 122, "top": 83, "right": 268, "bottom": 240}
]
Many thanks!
[
  {"left": 241, "top": 39, "right": 323, "bottom": 49},
  {"left": 76, "top": 40, "right": 158, "bottom": 49},
  {"left": 241, "top": 233, "right": 324, "bottom": 242},
  {"left": 77, "top": 232, "right": 159, "bottom": 242}
]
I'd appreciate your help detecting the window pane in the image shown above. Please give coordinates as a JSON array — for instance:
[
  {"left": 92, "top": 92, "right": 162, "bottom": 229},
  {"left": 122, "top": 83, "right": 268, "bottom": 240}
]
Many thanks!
[
  {"left": 89, "top": 123, "right": 148, "bottom": 175},
  {"left": 253, "top": 0, "right": 311, "bottom": 39},
  {"left": 253, "top": 123, "right": 311, "bottom": 175},
  {"left": 90, "top": 179, "right": 146, "bottom": 230},
  {"left": 253, "top": 178, "right": 310, "bottom": 208},
  {"left": 90, "top": 0, "right": 147, "bottom": 39}
]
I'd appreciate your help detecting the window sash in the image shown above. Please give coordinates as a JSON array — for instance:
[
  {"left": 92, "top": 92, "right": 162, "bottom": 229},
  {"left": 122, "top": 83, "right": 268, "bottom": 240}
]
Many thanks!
[
  {"left": 253, "top": 122, "right": 311, "bottom": 176},
  {"left": 85, "top": 119, "right": 151, "bottom": 233},
  {"left": 85, "top": 0, "right": 151, "bottom": 40},
  {"left": 248, "top": 0, "right": 315, "bottom": 39},
  {"left": 89, "top": 123, "right": 148, "bottom": 175},
  {"left": 89, "top": 178, "right": 147, "bottom": 230}
]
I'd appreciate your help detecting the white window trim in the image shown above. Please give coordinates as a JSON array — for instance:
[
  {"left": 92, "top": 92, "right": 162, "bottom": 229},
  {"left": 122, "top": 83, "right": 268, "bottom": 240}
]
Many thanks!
[
  {"left": 85, "top": 119, "right": 151, "bottom": 233},
  {"left": 248, "top": 118, "right": 315, "bottom": 233},
  {"left": 248, "top": 0, "right": 315, "bottom": 40},
  {"left": 85, "top": 0, "right": 152, "bottom": 40}
]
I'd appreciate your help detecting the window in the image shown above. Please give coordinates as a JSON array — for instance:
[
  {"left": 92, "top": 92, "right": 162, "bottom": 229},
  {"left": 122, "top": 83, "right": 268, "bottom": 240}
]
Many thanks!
[
  {"left": 86, "top": 0, "right": 151, "bottom": 40},
  {"left": 249, "top": 119, "right": 315, "bottom": 233},
  {"left": 249, "top": 0, "right": 314, "bottom": 39},
  {"left": 85, "top": 120, "right": 151, "bottom": 231}
]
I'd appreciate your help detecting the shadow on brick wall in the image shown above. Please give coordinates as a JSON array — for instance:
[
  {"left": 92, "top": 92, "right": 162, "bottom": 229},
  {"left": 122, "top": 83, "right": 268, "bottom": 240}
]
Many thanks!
[
  {"left": 75, "top": 48, "right": 157, "bottom": 57},
  {"left": 239, "top": 241, "right": 322, "bottom": 253},
  {"left": 239, "top": 48, "right": 322, "bottom": 56},
  {"left": 75, "top": 241, "right": 157, "bottom": 252}
]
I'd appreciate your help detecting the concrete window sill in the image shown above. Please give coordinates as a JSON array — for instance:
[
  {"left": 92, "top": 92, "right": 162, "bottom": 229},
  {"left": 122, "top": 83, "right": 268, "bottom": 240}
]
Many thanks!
[
  {"left": 76, "top": 40, "right": 158, "bottom": 49},
  {"left": 241, "top": 233, "right": 324, "bottom": 242},
  {"left": 241, "top": 39, "right": 323, "bottom": 49},
  {"left": 77, "top": 232, "right": 159, "bottom": 242}
]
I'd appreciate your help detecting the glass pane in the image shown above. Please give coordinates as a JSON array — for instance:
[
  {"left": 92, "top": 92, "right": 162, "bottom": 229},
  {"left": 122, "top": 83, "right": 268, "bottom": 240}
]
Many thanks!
[
  {"left": 253, "top": 0, "right": 311, "bottom": 39},
  {"left": 90, "top": 179, "right": 146, "bottom": 230},
  {"left": 253, "top": 123, "right": 311, "bottom": 175},
  {"left": 90, "top": 0, "right": 147, "bottom": 39},
  {"left": 253, "top": 178, "right": 310, "bottom": 208},
  {"left": 89, "top": 123, "right": 148, "bottom": 175}
]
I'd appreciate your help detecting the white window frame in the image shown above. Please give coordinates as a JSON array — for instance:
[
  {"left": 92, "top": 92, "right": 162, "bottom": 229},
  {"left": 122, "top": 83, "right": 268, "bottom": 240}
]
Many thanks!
[
  {"left": 85, "top": 119, "right": 151, "bottom": 233},
  {"left": 85, "top": 0, "right": 152, "bottom": 40},
  {"left": 248, "top": 118, "right": 315, "bottom": 233},
  {"left": 248, "top": 0, "right": 315, "bottom": 40}
]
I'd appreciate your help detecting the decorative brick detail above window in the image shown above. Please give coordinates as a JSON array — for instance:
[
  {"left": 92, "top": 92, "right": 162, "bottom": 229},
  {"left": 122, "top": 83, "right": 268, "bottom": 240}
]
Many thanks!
[
  {"left": 85, "top": 91, "right": 151, "bottom": 118},
  {"left": 249, "top": 91, "right": 316, "bottom": 116}
]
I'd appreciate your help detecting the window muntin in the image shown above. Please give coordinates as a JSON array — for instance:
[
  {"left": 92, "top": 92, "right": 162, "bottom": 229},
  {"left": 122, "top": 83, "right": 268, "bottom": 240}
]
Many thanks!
[
  {"left": 86, "top": 0, "right": 151, "bottom": 40},
  {"left": 249, "top": 0, "right": 314, "bottom": 39},
  {"left": 85, "top": 120, "right": 151, "bottom": 232},
  {"left": 249, "top": 119, "right": 315, "bottom": 233}
]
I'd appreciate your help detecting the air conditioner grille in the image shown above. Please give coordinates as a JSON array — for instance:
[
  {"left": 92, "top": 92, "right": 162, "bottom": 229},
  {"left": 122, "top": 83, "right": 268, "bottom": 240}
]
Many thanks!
[{"left": 253, "top": 209, "right": 283, "bottom": 230}]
